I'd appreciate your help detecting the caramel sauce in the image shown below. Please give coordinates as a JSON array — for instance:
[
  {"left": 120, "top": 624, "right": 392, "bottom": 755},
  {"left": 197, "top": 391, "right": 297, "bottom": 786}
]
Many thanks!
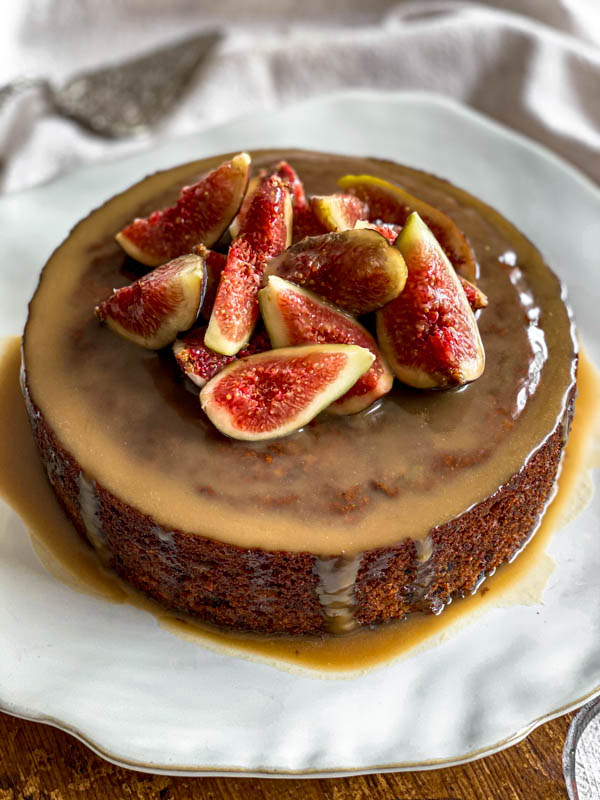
[{"left": 2, "top": 337, "right": 598, "bottom": 675}]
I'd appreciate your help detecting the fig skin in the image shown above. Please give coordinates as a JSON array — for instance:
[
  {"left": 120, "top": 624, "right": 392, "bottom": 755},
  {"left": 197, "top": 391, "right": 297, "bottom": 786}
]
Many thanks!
[
  {"left": 200, "top": 343, "right": 375, "bottom": 441},
  {"left": 263, "top": 228, "right": 407, "bottom": 316},
  {"left": 205, "top": 175, "right": 293, "bottom": 356},
  {"left": 338, "top": 173, "right": 478, "bottom": 281},
  {"left": 310, "top": 194, "right": 369, "bottom": 232},
  {"left": 192, "top": 245, "right": 227, "bottom": 319},
  {"left": 95, "top": 253, "right": 206, "bottom": 350},
  {"left": 116, "top": 153, "right": 251, "bottom": 267},
  {"left": 376, "top": 212, "right": 485, "bottom": 389},
  {"left": 173, "top": 326, "right": 271, "bottom": 388},
  {"left": 259, "top": 276, "right": 393, "bottom": 414}
]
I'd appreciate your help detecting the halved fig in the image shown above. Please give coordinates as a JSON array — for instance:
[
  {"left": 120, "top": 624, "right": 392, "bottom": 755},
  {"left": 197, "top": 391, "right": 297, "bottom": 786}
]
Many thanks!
[
  {"left": 310, "top": 194, "right": 368, "bottom": 232},
  {"left": 338, "top": 174, "right": 478, "bottom": 280},
  {"left": 95, "top": 253, "right": 205, "bottom": 349},
  {"left": 173, "top": 326, "right": 271, "bottom": 387},
  {"left": 116, "top": 153, "right": 251, "bottom": 267},
  {"left": 259, "top": 276, "right": 393, "bottom": 414},
  {"left": 205, "top": 175, "right": 292, "bottom": 356},
  {"left": 354, "top": 219, "right": 401, "bottom": 244},
  {"left": 459, "top": 275, "right": 488, "bottom": 311},
  {"left": 263, "top": 228, "right": 407, "bottom": 315},
  {"left": 200, "top": 344, "right": 375, "bottom": 441},
  {"left": 376, "top": 213, "right": 485, "bottom": 389}
]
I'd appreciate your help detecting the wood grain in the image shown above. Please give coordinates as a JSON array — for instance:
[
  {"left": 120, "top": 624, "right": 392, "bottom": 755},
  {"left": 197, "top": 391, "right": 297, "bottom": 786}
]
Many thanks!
[{"left": 0, "top": 709, "right": 572, "bottom": 799}]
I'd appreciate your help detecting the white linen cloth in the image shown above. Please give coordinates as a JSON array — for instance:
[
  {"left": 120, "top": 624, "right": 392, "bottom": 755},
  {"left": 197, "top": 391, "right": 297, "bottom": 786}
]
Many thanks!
[{"left": 0, "top": 0, "right": 598, "bottom": 193}]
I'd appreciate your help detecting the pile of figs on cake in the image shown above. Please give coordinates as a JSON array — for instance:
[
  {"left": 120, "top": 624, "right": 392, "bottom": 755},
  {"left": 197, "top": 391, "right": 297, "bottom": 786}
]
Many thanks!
[{"left": 96, "top": 152, "right": 487, "bottom": 441}]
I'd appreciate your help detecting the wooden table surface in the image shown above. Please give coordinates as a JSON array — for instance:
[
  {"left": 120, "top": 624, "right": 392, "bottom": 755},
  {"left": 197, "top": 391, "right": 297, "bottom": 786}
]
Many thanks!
[{"left": 0, "top": 708, "right": 573, "bottom": 800}]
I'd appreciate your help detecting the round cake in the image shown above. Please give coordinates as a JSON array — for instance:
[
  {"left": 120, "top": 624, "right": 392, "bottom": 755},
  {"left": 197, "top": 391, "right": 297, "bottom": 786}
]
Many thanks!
[{"left": 22, "top": 149, "right": 577, "bottom": 635}]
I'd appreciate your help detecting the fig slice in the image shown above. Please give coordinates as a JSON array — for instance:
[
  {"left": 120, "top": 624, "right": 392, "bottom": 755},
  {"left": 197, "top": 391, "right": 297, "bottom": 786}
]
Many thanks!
[
  {"left": 173, "top": 326, "right": 271, "bottom": 388},
  {"left": 200, "top": 344, "right": 375, "bottom": 441},
  {"left": 205, "top": 175, "right": 292, "bottom": 356},
  {"left": 338, "top": 173, "right": 478, "bottom": 280},
  {"left": 354, "top": 219, "right": 402, "bottom": 244},
  {"left": 116, "top": 152, "right": 251, "bottom": 267},
  {"left": 376, "top": 212, "right": 485, "bottom": 389},
  {"left": 95, "top": 253, "right": 206, "bottom": 349},
  {"left": 192, "top": 245, "right": 227, "bottom": 319},
  {"left": 259, "top": 276, "right": 393, "bottom": 414},
  {"left": 263, "top": 228, "right": 407, "bottom": 316},
  {"left": 310, "top": 194, "right": 368, "bottom": 232},
  {"left": 459, "top": 275, "right": 488, "bottom": 311}
]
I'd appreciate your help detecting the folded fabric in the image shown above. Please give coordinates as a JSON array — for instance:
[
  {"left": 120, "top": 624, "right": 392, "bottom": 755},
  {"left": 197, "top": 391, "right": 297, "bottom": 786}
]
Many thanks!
[{"left": 1, "top": 0, "right": 598, "bottom": 192}]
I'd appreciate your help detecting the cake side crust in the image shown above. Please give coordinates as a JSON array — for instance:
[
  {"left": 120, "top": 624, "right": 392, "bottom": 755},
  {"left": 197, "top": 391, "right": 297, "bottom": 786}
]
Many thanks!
[{"left": 23, "top": 371, "right": 576, "bottom": 635}]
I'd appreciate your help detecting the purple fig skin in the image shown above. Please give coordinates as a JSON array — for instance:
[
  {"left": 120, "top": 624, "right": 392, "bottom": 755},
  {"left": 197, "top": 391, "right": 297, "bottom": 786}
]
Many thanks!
[{"left": 263, "top": 228, "right": 407, "bottom": 316}]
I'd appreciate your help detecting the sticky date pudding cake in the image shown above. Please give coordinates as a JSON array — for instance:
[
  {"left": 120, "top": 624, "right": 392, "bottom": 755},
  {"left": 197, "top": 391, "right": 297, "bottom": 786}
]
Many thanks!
[{"left": 22, "top": 149, "right": 577, "bottom": 636}]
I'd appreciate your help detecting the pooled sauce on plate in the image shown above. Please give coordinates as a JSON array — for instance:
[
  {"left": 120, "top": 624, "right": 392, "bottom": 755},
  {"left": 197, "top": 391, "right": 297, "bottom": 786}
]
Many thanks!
[{"left": 1, "top": 337, "right": 598, "bottom": 674}]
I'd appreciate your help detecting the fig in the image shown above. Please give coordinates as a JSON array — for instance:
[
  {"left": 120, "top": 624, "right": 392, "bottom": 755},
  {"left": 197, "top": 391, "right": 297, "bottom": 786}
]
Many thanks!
[
  {"left": 259, "top": 276, "right": 393, "bottom": 414},
  {"left": 205, "top": 175, "right": 292, "bottom": 356},
  {"left": 229, "top": 171, "right": 265, "bottom": 239},
  {"left": 95, "top": 253, "right": 206, "bottom": 349},
  {"left": 354, "top": 219, "right": 402, "bottom": 244},
  {"left": 116, "top": 153, "right": 251, "bottom": 267},
  {"left": 338, "top": 174, "right": 478, "bottom": 280},
  {"left": 192, "top": 245, "right": 227, "bottom": 319},
  {"left": 459, "top": 275, "right": 488, "bottom": 311},
  {"left": 263, "top": 228, "right": 407, "bottom": 316},
  {"left": 310, "top": 194, "right": 369, "bottom": 232},
  {"left": 173, "top": 326, "right": 271, "bottom": 387},
  {"left": 376, "top": 212, "right": 485, "bottom": 389},
  {"left": 270, "top": 161, "right": 327, "bottom": 242},
  {"left": 200, "top": 344, "right": 375, "bottom": 441}
]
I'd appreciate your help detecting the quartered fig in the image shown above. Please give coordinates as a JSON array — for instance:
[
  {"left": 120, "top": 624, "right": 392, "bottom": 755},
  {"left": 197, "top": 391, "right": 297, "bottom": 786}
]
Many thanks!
[
  {"left": 459, "top": 275, "right": 488, "bottom": 311},
  {"left": 192, "top": 245, "right": 227, "bottom": 319},
  {"left": 173, "top": 326, "right": 271, "bottom": 387},
  {"left": 205, "top": 175, "right": 292, "bottom": 356},
  {"left": 200, "top": 344, "right": 375, "bottom": 441},
  {"left": 377, "top": 212, "right": 485, "bottom": 389},
  {"left": 229, "top": 171, "right": 265, "bottom": 239},
  {"left": 259, "top": 276, "right": 393, "bottom": 414},
  {"left": 263, "top": 228, "right": 407, "bottom": 316},
  {"left": 338, "top": 173, "right": 478, "bottom": 280},
  {"left": 310, "top": 194, "right": 368, "bottom": 232},
  {"left": 116, "top": 153, "right": 251, "bottom": 267},
  {"left": 354, "top": 219, "right": 402, "bottom": 244},
  {"left": 95, "top": 253, "right": 205, "bottom": 349},
  {"left": 274, "top": 161, "right": 327, "bottom": 242}
]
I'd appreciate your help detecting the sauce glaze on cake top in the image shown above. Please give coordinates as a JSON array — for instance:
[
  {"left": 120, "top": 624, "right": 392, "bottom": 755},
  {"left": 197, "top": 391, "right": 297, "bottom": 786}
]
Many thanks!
[{"left": 23, "top": 150, "right": 577, "bottom": 556}]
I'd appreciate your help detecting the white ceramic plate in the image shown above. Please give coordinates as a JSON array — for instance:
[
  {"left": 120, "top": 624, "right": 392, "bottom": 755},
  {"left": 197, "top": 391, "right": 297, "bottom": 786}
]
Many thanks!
[{"left": 0, "top": 91, "right": 599, "bottom": 777}]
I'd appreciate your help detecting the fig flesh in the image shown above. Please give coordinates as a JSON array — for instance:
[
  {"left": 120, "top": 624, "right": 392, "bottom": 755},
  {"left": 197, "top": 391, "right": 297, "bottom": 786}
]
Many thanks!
[
  {"left": 95, "top": 253, "right": 206, "bottom": 349},
  {"left": 354, "top": 219, "right": 402, "bottom": 244},
  {"left": 259, "top": 276, "right": 393, "bottom": 414},
  {"left": 205, "top": 175, "right": 292, "bottom": 356},
  {"left": 459, "top": 275, "right": 488, "bottom": 311},
  {"left": 338, "top": 174, "right": 478, "bottom": 280},
  {"left": 310, "top": 194, "right": 368, "bottom": 232},
  {"left": 263, "top": 228, "right": 407, "bottom": 316},
  {"left": 200, "top": 344, "right": 375, "bottom": 441},
  {"left": 173, "top": 326, "right": 271, "bottom": 388},
  {"left": 116, "top": 153, "right": 251, "bottom": 267},
  {"left": 377, "top": 212, "right": 485, "bottom": 389}
]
